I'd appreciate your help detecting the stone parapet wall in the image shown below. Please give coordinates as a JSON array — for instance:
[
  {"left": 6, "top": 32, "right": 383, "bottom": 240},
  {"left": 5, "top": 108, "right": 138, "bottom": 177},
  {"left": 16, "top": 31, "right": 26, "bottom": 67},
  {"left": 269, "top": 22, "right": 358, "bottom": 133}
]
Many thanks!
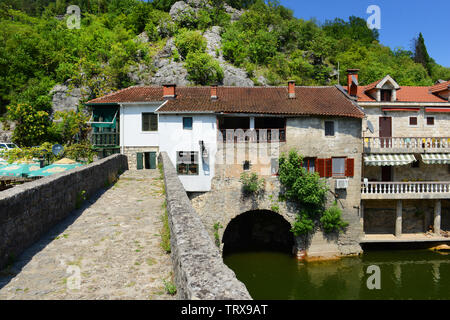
[
  {"left": 159, "top": 152, "right": 251, "bottom": 300},
  {"left": 0, "top": 154, "right": 128, "bottom": 269}
]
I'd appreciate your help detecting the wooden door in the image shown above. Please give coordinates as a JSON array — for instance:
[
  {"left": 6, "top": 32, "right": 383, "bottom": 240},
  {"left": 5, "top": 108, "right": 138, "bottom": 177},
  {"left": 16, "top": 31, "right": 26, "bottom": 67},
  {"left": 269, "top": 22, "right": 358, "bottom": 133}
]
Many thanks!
[
  {"left": 150, "top": 152, "right": 157, "bottom": 169},
  {"left": 379, "top": 117, "right": 392, "bottom": 148}
]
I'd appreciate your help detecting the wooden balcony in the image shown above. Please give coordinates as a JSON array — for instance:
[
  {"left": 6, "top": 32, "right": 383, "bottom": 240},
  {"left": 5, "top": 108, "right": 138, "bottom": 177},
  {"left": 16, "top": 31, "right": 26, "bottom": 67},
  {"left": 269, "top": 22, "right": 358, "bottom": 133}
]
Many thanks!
[
  {"left": 364, "top": 137, "right": 450, "bottom": 154},
  {"left": 361, "top": 181, "right": 450, "bottom": 200},
  {"left": 91, "top": 132, "right": 120, "bottom": 146},
  {"left": 218, "top": 129, "right": 286, "bottom": 143}
]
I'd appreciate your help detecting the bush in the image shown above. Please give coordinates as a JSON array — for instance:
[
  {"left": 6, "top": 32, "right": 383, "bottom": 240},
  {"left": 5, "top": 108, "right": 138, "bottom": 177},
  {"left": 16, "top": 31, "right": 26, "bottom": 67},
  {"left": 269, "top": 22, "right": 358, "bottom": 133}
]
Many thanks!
[
  {"left": 174, "top": 29, "right": 206, "bottom": 59},
  {"left": 291, "top": 210, "right": 315, "bottom": 236},
  {"left": 185, "top": 52, "right": 224, "bottom": 85},
  {"left": 240, "top": 172, "right": 265, "bottom": 195},
  {"left": 320, "top": 203, "right": 349, "bottom": 233}
]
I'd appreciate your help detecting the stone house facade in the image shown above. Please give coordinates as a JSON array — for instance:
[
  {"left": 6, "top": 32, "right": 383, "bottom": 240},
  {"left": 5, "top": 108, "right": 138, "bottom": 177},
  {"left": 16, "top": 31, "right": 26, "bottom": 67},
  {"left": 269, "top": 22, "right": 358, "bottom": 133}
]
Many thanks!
[{"left": 345, "top": 70, "right": 450, "bottom": 237}]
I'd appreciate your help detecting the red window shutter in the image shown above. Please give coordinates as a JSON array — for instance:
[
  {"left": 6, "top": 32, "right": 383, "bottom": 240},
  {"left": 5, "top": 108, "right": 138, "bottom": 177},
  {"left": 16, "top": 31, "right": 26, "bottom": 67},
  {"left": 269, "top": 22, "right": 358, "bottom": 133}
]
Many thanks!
[
  {"left": 316, "top": 159, "right": 325, "bottom": 177},
  {"left": 325, "top": 158, "right": 332, "bottom": 177},
  {"left": 346, "top": 158, "right": 355, "bottom": 177}
]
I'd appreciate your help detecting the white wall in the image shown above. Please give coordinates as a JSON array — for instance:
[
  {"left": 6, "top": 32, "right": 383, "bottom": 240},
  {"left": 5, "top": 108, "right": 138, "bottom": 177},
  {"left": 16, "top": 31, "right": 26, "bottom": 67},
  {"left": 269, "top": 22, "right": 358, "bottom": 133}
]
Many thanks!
[
  {"left": 158, "top": 114, "right": 217, "bottom": 192},
  {"left": 121, "top": 103, "right": 161, "bottom": 147}
]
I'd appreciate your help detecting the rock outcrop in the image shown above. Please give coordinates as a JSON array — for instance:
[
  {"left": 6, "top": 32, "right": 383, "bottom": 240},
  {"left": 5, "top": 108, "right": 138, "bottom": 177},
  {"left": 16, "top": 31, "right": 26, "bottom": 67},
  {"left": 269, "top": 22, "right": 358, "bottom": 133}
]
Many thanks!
[{"left": 50, "top": 83, "right": 91, "bottom": 113}]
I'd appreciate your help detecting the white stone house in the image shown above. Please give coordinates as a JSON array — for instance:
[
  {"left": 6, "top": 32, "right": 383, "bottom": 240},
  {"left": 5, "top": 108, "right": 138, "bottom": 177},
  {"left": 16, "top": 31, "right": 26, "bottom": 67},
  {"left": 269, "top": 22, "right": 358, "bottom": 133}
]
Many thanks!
[{"left": 345, "top": 69, "right": 450, "bottom": 238}]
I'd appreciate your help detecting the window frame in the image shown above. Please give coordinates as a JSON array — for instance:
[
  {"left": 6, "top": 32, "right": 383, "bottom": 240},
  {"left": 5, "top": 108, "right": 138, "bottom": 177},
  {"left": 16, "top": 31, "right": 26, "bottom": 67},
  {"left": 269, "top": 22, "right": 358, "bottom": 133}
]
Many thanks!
[
  {"left": 409, "top": 116, "right": 418, "bottom": 127},
  {"left": 183, "top": 117, "right": 193, "bottom": 130},
  {"left": 324, "top": 120, "right": 336, "bottom": 137},
  {"left": 426, "top": 116, "right": 435, "bottom": 126},
  {"left": 176, "top": 151, "right": 199, "bottom": 176},
  {"left": 380, "top": 89, "right": 392, "bottom": 102},
  {"left": 141, "top": 112, "right": 158, "bottom": 132},
  {"left": 331, "top": 157, "right": 346, "bottom": 177},
  {"left": 302, "top": 157, "right": 316, "bottom": 174}
]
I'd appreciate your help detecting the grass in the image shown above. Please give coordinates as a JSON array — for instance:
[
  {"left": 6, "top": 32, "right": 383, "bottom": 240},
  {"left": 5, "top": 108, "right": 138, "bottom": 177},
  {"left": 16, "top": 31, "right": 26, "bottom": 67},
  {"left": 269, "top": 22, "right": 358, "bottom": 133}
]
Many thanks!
[
  {"left": 160, "top": 200, "right": 171, "bottom": 254},
  {"left": 163, "top": 279, "right": 177, "bottom": 296}
]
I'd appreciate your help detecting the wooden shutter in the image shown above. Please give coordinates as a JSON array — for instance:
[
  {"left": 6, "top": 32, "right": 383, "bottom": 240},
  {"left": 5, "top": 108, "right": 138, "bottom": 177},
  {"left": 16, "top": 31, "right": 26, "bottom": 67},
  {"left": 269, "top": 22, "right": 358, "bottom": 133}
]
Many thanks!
[
  {"left": 316, "top": 159, "right": 325, "bottom": 177},
  {"left": 325, "top": 158, "right": 332, "bottom": 177},
  {"left": 136, "top": 153, "right": 143, "bottom": 170},
  {"left": 346, "top": 158, "right": 355, "bottom": 177},
  {"left": 150, "top": 113, "right": 158, "bottom": 131}
]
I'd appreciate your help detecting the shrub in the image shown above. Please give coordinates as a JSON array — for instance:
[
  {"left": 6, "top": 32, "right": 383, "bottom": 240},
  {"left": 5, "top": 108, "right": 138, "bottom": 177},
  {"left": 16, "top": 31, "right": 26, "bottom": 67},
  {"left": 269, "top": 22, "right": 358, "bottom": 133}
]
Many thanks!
[
  {"left": 185, "top": 52, "right": 224, "bottom": 85},
  {"left": 240, "top": 172, "right": 265, "bottom": 195},
  {"left": 320, "top": 202, "right": 349, "bottom": 233},
  {"left": 174, "top": 29, "right": 206, "bottom": 59},
  {"left": 163, "top": 279, "right": 177, "bottom": 296}
]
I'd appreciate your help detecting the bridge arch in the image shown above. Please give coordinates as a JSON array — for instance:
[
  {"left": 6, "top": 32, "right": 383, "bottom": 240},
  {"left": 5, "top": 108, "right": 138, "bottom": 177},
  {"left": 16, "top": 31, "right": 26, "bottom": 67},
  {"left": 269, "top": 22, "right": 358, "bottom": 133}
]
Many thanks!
[{"left": 222, "top": 210, "right": 296, "bottom": 256}]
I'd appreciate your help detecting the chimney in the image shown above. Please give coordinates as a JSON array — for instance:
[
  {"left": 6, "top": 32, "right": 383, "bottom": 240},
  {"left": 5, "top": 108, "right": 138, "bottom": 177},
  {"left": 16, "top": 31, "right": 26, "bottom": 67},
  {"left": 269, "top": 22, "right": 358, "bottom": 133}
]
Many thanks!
[
  {"left": 163, "top": 84, "right": 176, "bottom": 98},
  {"left": 347, "top": 69, "right": 359, "bottom": 96},
  {"left": 211, "top": 84, "right": 218, "bottom": 100},
  {"left": 288, "top": 80, "right": 295, "bottom": 99}
]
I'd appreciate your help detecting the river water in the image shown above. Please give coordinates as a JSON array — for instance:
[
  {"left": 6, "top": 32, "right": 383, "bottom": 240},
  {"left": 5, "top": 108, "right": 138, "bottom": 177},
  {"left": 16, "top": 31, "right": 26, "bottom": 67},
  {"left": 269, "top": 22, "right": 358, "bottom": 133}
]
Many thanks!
[{"left": 223, "top": 250, "right": 450, "bottom": 300}]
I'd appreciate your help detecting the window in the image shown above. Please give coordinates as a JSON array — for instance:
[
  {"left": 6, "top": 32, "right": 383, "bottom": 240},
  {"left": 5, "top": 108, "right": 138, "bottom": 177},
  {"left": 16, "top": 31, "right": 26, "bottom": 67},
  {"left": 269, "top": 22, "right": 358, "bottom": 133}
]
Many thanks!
[
  {"left": 427, "top": 117, "right": 435, "bottom": 126},
  {"left": 183, "top": 117, "right": 193, "bottom": 130},
  {"left": 176, "top": 151, "right": 199, "bottom": 175},
  {"left": 142, "top": 113, "right": 158, "bottom": 131},
  {"left": 325, "top": 121, "right": 335, "bottom": 136},
  {"left": 409, "top": 117, "right": 418, "bottom": 126},
  {"left": 302, "top": 158, "right": 316, "bottom": 173},
  {"left": 332, "top": 157, "right": 346, "bottom": 177},
  {"left": 380, "top": 89, "right": 392, "bottom": 102}
]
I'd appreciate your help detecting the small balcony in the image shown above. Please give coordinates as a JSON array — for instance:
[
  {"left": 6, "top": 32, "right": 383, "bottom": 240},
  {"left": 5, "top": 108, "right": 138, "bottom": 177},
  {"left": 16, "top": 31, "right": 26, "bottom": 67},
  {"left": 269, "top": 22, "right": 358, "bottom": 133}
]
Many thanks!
[
  {"left": 218, "top": 129, "right": 286, "bottom": 143},
  {"left": 364, "top": 137, "right": 450, "bottom": 154},
  {"left": 361, "top": 181, "right": 450, "bottom": 200},
  {"left": 91, "top": 132, "right": 120, "bottom": 147}
]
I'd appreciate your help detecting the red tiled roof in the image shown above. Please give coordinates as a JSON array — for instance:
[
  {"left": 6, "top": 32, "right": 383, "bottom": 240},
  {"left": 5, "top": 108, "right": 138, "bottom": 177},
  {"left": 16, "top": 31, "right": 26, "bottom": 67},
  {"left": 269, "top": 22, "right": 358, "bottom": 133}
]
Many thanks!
[
  {"left": 429, "top": 81, "right": 450, "bottom": 93},
  {"left": 350, "top": 85, "right": 449, "bottom": 103},
  {"left": 86, "top": 86, "right": 365, "bottom": 118}
]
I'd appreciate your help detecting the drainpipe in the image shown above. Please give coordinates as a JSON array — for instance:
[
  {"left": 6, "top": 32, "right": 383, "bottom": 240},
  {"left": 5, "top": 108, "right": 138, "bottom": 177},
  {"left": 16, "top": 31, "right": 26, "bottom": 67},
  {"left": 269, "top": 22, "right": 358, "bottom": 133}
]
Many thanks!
[{"left": 120, "top": 104, "right": 124, "bottom": 155}]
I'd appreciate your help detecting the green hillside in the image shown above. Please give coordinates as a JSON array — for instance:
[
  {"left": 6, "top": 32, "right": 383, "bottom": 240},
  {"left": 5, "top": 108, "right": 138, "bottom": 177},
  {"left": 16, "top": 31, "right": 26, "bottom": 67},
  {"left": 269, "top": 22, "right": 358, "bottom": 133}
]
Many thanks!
[{"left": 1, "top": 0, "right": 449, "bottom": 116}]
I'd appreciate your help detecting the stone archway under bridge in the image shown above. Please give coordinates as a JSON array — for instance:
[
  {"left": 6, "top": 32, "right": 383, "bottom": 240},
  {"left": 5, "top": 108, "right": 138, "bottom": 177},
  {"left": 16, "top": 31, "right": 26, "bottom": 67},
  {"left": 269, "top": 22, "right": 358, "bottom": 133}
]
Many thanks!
[{"left": 189, "top": 176, "right": 363, "bottom": 259}]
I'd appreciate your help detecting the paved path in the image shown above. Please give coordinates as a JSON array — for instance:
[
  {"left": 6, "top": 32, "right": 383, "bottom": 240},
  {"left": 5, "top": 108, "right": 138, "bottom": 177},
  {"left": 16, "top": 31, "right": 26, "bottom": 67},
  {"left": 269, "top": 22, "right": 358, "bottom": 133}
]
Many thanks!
[{"left": 0, "top": 170, "right": 174, "bottom": 300}]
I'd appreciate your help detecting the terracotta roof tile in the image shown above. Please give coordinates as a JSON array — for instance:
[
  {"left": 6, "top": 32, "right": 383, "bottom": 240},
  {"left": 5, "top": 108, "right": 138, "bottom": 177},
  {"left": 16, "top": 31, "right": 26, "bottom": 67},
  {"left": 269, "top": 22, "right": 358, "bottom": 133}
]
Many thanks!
[
  {"left": 350, "top": 84, "right": 449, "bottom": 103},
  {"left": 86, "top": 86, "right": 364, "bottom": 118},
  {"left": 429, "top": 80, "right": 450, "bottom": 93}
]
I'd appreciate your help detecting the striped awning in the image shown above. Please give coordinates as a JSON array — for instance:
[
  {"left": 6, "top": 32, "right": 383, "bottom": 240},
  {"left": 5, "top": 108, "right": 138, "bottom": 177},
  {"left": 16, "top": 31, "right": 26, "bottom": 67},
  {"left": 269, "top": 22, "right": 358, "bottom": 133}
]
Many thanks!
[
  {"left": 364, "top": 154, "right": 416, "bottom": 166},
  {"left": 421, "top": 153, "right": 450, "bottom": 165}
]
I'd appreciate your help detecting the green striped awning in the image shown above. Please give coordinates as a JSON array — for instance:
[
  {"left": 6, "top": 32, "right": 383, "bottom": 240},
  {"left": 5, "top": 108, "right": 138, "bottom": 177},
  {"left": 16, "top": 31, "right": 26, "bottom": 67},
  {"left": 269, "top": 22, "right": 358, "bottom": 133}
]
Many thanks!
[
  {"left": 421, "top": 154, "right": 450, "bottom": 165},
  {"left": 364, "top": 154, "right": 416, "bottom": 166}
]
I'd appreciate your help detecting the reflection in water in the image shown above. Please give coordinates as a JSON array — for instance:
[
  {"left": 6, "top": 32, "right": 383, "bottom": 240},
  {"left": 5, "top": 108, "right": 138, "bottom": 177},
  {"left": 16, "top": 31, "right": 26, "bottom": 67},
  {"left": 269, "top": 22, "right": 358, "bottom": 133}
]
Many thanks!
[{"left": 223, "top": 250, "right": 450, "bottom": 300}]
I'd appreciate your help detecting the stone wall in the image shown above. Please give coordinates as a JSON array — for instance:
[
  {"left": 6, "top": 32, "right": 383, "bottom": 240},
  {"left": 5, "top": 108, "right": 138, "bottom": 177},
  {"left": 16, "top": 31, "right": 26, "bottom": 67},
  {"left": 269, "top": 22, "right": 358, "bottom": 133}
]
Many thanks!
[
  {"left": 0, "top": 154, "right": 128, "bottom": 269},
  {"left": 122, "top": 146, "right": 159, "bottom": 170},
  {"left": 363, "top": 107, "right": 450, "bottom": 138},
  {"left": 159, "top": 152, "right": 251, "bottom": 300},
  {"left": 363, "top": 199, "right": 438, "bottom": 234}
]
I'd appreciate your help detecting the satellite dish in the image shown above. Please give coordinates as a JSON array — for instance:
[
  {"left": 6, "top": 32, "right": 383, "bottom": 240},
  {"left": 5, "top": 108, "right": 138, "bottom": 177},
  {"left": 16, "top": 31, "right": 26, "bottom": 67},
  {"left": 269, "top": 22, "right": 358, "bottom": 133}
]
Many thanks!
[
  {"left": 367, "top": 120, "right": 374, "bottom": 134},
  {"left": 52, "top": 144, "right": 64, "bottom": 156}
]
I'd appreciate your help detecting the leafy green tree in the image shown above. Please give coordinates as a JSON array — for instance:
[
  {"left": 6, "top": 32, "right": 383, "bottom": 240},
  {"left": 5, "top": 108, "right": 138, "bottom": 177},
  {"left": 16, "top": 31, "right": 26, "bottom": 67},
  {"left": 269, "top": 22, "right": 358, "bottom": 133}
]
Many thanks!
[
  {"left": 7, "top": 104, "right": 51, "bottom": 147},
  {"left": 174, "top": 29, "right": 207, "bottom": 59},
  {"left": 50, "top": 110, "right": 91, "bottom": 145},
  {"left": 185, "top": 52, "right": 224, "bottom": 85},
  {"left": 413, "top": 32, "right": 432, "bottom": 76}
]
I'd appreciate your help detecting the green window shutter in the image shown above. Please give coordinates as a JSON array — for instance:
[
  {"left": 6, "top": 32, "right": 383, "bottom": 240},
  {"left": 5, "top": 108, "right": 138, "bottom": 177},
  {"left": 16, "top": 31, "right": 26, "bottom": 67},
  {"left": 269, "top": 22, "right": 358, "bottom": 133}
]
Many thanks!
[
  {"left": 142, "top": 114, "right": 150, "bottom": 131},
  {"left": 150, "top": 152, "right": 157, "bottom": 169},
  {"left": 136, "top": 153, "right": 144, "bottom": 170}
]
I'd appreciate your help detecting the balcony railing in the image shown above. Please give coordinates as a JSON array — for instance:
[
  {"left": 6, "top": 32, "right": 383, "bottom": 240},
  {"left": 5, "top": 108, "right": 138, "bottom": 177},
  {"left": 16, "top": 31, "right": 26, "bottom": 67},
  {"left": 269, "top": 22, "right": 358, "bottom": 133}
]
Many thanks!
[
  {"left": 364, "top": 137, "right": 450, "bottom": 153},
  {"left": 218, "top": 129, "right": 286, "bottom": 143},
  {"left": 362, "top": 181, "right": 450, "bottom": 197},
  {"left": 91, "top": 132, "right": 120, "bottom": 146}
]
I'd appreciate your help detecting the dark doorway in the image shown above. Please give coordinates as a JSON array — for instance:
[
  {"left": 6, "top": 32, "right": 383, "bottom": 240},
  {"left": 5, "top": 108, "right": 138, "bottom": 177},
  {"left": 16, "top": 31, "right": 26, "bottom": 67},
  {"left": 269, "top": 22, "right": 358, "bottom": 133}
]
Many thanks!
[
  {"left": 222, "top": 210, "right": 295, "bottom": 257},
  {"left": 381, "top": 166, "right": 393, "bottom": 182},
  {"left": 144, "top": 152, "right": 157, "bottom": 169},
  {"left": 379, "top": 117, "right": 392, "bottom": 148}
]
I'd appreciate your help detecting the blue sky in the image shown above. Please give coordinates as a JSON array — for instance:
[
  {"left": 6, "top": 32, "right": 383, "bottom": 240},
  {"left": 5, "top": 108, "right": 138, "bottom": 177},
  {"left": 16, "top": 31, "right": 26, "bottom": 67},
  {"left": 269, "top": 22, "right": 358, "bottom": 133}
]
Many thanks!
[{"left": 280, "top": 0, "right": 450, "bottom": 67}]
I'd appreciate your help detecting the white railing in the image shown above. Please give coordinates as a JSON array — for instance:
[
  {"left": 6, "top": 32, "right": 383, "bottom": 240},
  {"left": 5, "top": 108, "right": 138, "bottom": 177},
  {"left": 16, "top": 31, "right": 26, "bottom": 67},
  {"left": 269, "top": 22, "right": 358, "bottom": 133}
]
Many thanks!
[
  {"left": 364, "top": 137, "right": 450, "bottom": 150},
  {"left": 362, "top": 181, "right": 450, "bottom": 195}
]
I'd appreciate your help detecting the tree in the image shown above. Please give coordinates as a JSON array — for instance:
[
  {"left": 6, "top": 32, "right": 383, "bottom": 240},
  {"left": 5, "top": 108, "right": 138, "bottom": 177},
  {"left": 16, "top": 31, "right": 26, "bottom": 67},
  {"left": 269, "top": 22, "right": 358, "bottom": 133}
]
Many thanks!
[
  {"left": 185, "top": 52, "right": 224, "bottom": 85},
  {"left": 7, "top": 104, "right": 51, "bottom": 147},
  {"left": 413, "top": 33, "right": 432, "bottom": 76}
]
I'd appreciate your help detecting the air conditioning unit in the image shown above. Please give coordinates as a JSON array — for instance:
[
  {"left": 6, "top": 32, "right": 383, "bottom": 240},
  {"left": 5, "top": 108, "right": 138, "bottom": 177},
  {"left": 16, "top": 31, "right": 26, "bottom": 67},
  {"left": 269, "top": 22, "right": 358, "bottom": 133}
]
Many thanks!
[{"left": 335, "top": 179, "right": 349, "bottom": 190}]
